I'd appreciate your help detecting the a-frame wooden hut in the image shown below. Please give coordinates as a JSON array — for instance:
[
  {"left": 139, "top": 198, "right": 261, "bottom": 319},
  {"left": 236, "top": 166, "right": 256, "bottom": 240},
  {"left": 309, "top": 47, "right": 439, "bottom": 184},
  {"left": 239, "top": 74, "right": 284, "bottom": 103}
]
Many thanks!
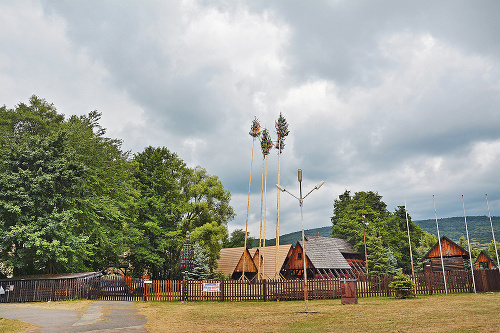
[
  {"left": 423, "top": 236, "right": 470, "bottom": 273},
  {"left": 475, "top": 251, "right": 496, "bottom": 270},
  {"left": 233, "top": 248, "right": 258, "bottom": 280},
  {"left": 252, "top": 244, "right": 293, "bottom": 280}
]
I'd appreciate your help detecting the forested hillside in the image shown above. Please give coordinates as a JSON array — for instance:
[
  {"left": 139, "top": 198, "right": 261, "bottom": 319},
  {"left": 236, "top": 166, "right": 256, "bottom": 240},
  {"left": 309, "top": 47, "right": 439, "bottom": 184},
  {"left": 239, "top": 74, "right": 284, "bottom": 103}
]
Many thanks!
[{"left": 415, "top": 216, "right": 500, "bottom": 248}]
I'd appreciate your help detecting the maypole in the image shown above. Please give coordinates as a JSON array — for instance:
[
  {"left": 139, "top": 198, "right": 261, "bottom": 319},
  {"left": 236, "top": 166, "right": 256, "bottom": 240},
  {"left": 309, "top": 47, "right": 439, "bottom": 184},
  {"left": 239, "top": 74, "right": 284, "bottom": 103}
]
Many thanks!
[
  {"left": 404, "top": 200, "right": 415, "bottom": 283},
  {"left": 258, "top": 129, "right": 273, "bottom": 281},
  {"left": 243, "top": 117, "right": 261, "bottom": 280},
  {"left": 433, "top": 195, "right": 448, "bottom": 294},
  {"left": 462, "top": 195, "right": 476, "bottom": 293},
  {"left": 274, "top": 113, "right": 289, "bottom": 278},
  {"left": 485, "top": 194, "right": 499, "bottom": 275}
]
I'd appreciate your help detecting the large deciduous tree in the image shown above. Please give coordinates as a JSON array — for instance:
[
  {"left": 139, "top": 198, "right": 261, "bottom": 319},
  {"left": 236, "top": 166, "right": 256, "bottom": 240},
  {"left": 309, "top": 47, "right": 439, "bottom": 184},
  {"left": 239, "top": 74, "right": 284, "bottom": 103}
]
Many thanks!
[
  {"left": 0, "top": 131, "right": 86, "bottom": 275},
  {"left": 129, "top": 146, "right": 234, "bottom": 278}
]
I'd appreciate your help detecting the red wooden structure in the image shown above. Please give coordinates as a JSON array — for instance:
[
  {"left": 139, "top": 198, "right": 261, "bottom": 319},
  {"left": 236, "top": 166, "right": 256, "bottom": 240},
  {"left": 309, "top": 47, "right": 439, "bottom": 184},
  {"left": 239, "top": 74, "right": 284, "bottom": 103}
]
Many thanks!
[
  {"left": 423, "top": 236, "right": 470, "bottom": 273},
  {"left": 475, "top": 251, "right": 495, "bottom": 270}
]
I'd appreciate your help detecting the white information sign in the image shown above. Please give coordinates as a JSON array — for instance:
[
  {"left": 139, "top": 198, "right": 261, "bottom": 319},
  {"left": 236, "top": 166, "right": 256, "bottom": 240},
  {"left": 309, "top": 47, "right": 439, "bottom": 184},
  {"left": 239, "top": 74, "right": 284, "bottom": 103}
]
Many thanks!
[{"left": 202, "top": 283, "right": 220, "bottom": 292}]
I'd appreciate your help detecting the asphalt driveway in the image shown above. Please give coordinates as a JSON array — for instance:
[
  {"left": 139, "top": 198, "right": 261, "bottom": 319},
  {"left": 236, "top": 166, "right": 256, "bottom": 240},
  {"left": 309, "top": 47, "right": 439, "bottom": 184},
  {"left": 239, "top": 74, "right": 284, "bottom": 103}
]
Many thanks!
[{"left": 0, "top": 300, "right": 147, "bottom": 332}]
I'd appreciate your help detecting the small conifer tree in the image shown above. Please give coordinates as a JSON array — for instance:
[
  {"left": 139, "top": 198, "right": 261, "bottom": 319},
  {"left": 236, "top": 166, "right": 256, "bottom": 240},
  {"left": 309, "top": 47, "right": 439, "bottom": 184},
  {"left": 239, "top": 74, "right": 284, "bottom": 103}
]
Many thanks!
[{"left": 389, "top": 273, "right": 416, "bottom": 298}]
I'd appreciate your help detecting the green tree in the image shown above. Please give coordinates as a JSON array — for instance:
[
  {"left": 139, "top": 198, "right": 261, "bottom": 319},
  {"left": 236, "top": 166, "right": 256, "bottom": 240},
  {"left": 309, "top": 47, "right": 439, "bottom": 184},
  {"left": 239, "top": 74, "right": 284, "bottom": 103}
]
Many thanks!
[
  {"left": 389, "top": 273, "right": 416, "bottom": 298},
  {"left": 190, "top": 221, "right": 227, "bottom": 272},
  {"left": 223, "top": 229, "right": 256, "bottom": 248},
  {"left": 0, "top": 95, "right": 64, "bottom": 149},
  {"left": 129, "top": 146, "right": 188, "bottom": 279},
  {"left": 129, "top": 146, "right": 234, "bottom": 278},
  {"left": 187, "top": 243, "right": 211, "bottom": 280},
  {"left": 331, "top": 190, "right": 422, "bottom": 272},
  {"left": 181, "top": 167, "right": 234, "bottom": 231},
  {"left": 487, "top": 240, "right": 500, "bottom": 266},
  {"left": 366, "top": 233, "right": 391, "bottom": 276},
  {"left": 0, "top": 96, "right": 139, "bottom": 275},
  {"left": 0, "top": 131, "right": 86, "bottom": 275}
]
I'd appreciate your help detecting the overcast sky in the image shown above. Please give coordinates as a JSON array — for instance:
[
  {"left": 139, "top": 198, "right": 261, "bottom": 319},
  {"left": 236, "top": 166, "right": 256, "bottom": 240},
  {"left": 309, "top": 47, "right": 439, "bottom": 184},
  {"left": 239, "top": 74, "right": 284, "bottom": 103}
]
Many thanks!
[{"left": 1, "top": 0, "right": 499, "bottom": 240}]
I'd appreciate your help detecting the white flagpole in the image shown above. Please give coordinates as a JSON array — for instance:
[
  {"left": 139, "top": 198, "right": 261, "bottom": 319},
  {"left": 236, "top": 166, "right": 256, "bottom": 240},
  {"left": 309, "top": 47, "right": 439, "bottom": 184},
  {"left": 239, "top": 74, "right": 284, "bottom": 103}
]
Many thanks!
[
  {"left": 404, "top": 200, "right": 415, "bottom": 282},
  {"left": 433, "top": 195, "right": 448, "bottom": 294},
  {"left": 486, "top": 194, "right": 500, "bottom": 272},
  {"left": 462, "top": 195, "right": 476, "bottom": 293}
]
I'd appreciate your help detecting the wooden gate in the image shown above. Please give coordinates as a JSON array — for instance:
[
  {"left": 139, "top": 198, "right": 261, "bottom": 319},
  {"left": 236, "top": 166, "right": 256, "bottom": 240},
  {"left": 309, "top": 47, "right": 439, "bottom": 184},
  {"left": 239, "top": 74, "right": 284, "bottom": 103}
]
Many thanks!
[{"left": 89, "top": 276, "right": 144, "bottom": 301}]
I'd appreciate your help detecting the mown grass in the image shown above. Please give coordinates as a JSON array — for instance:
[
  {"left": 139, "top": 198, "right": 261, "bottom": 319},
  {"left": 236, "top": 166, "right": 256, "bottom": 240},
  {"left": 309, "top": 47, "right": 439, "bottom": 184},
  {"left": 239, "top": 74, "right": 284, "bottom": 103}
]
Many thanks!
[
  {"left": 135, "top": 292, "right": 500, "bottom": 333},
  {"left": 0, "top": 318, "right": 37, "bottom": 333}
]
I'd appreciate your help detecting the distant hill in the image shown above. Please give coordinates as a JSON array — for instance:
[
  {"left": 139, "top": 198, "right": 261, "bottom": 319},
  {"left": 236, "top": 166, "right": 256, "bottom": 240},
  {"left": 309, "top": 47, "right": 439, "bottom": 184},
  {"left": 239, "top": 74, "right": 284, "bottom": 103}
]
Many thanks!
[
  {"left": 256, "top": 226, "right": 332, "bottom": 247},
  {"left": 414, "top": 216, "right": 500, "bottom": 248},
  {"left": 258, "top": 216, "right": 499, "bottom": 250}
]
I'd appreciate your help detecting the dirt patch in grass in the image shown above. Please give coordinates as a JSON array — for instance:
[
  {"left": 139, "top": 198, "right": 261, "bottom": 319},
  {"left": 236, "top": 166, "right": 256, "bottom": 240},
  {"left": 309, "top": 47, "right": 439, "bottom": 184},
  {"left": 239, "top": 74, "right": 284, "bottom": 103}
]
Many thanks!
[{"left": 136, "top": 293, "right": 500, "bottom": 332}]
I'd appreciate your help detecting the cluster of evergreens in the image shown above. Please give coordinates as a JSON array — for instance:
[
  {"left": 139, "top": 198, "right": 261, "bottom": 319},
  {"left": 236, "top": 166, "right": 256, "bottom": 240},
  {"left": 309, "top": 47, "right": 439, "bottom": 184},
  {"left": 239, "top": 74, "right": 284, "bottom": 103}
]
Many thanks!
[{"left": 0, "top": 96, "right": 234, "bottom": 279}]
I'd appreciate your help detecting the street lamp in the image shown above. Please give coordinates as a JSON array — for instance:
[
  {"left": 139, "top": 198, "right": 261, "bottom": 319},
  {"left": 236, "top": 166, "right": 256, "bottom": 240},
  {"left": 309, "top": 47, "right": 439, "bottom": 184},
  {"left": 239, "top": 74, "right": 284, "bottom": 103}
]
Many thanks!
[{"left": 276, "top": 169, "right": 324, "bottom": 313}]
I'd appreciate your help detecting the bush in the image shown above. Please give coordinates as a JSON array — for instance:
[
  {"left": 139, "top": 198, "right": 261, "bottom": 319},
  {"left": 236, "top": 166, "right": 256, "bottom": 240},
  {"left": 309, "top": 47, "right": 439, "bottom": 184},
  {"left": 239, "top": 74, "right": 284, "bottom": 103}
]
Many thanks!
[{"left": 389, "top": 273, "right": 416, "bottom": 298}]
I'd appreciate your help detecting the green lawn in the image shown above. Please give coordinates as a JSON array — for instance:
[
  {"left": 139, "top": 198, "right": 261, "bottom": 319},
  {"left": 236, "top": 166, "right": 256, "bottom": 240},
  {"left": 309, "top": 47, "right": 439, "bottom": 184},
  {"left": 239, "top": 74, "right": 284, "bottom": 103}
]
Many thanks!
[{"left": 136, "top": 292, "right": 500, "bottom": 332}]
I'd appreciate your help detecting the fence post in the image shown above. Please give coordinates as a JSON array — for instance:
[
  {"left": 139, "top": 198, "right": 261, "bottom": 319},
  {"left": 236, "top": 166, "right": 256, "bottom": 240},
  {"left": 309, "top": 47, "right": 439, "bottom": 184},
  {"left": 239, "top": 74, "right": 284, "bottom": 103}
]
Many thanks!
[
  {"left": 219, "top": 280, "right": 225, "bottom": 302},
  {"left": 263, "top": 279, "right": 267, "bottom": 302},
  {"left": 427, "top": 272, "right": 433, "bottom": 295}
]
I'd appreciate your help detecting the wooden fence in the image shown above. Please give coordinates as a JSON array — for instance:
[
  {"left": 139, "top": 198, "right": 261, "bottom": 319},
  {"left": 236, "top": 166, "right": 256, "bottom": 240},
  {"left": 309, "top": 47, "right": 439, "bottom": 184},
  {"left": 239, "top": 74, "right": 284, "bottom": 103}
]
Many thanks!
[
  {"left": 2, "top": 270, "right": 499, "bottom": 303},
  {"left": 0, "top": 277, "right": 94, "bottom": 303}
]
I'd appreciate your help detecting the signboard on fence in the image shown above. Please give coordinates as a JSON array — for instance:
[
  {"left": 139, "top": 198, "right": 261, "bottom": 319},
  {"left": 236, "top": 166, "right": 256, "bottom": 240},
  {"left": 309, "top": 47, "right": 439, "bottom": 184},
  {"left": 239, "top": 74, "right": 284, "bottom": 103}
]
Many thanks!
[{"left": 202, "top": 283, "right": 220, "bottom": 292}]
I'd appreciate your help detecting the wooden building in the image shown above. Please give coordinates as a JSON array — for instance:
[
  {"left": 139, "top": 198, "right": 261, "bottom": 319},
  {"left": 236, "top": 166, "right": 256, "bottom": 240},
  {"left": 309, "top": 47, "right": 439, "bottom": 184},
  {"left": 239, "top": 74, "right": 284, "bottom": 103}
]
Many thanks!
[
  {"left": 252, "top": 245, "right": 293, "bottom": 280},
  {"left": 284, "top": 235, "right": 363, "bottom": 279},
  {"left": 216, "top": 245, "right": 293, "bottom": 280},
  {"left": 475, "top": 251, "right": 496, "bottom": 270},
  {"left": 423, "top": 236, "right": 470, "bottom": 273}
]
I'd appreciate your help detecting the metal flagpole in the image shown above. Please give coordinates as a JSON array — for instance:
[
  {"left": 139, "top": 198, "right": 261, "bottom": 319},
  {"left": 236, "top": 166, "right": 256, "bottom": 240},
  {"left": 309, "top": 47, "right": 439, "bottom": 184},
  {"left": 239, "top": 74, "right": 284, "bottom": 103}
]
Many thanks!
[
  {"left": 433, "top": 195, "right": 448, "bottom": 294},
  {"left": 486, "top": 194, "right": 500, "bottom": 273},
  {"left": 462, "top": 195, "right": 476, "bottom": 293},
  {"left": 404, "top": 200, "right": 415, "bottom": 282}
]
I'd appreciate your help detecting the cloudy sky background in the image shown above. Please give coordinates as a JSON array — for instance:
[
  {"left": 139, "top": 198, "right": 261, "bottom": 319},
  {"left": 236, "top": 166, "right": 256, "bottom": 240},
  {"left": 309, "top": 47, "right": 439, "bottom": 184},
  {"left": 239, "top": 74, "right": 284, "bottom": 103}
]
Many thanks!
[{"left": 1, "top": 0, "right": 499, "bottom": 240}]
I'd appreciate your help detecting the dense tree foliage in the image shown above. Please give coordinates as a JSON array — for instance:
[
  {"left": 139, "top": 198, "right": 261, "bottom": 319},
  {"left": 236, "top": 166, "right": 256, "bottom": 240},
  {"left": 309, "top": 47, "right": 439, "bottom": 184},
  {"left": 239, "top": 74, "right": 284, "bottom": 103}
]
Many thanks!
[
  {"left": 223, "top": 229, "right": 256, "bottom": 248},
  {"left": 0, "top": 131, "right": 86, "bottom": 275},
  {"left": 0, "top": 96, "right": 234, "bottom": 278},
  {"left": 331, "top": 190, "right": 423, "bottom": 273}
]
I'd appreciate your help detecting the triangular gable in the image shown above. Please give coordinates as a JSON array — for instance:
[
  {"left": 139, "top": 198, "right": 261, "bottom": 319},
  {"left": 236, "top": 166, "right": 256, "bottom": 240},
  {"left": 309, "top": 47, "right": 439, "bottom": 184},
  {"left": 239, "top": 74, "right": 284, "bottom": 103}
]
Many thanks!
[
  {"left": 252, "top": 244, "right": 293, "bottom": 279},
  {"left": 423, "top": 236, "right": 470, "bottom": 259},
  {"left": 475, "top": 251, "right": 495, "bottom": 269},
  {"left": 234, "top": 248, "right": 258, "bottom": 274},
  {"left": 216, "top": 247, "right": 246, "bottom": 277},
  {"left": 285, "top": 242, "right": 315, "bottom": 271}
]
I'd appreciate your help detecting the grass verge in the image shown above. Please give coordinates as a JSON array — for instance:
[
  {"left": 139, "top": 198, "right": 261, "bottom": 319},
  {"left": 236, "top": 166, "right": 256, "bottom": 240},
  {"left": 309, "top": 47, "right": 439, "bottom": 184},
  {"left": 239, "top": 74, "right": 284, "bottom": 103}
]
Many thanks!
[{"left": 0, "top": 318, "right": 38, "bottom": 333}]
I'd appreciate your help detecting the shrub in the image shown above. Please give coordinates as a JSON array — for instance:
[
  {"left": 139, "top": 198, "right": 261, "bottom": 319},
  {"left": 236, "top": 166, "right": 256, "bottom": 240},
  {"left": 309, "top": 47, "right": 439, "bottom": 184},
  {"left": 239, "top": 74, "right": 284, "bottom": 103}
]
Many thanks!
[{"left": 389, "top": 273, "right": 416, "bottom": 298}]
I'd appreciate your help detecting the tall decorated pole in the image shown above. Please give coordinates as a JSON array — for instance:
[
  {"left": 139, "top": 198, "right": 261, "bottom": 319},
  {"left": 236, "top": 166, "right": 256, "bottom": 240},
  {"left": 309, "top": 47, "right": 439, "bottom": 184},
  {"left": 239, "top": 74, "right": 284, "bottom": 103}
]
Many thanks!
[
  {"left": 179, "top": 231, "right": 194, "bottom": 302},
  {"left": 243, "top": 117, "right": 261, "bottom": 280},
  {"left": 274, "top": 113, "right": 289, "bottom": 278},
  {"left": 258, "top": 129, "right": 273, "bottom": 281}
]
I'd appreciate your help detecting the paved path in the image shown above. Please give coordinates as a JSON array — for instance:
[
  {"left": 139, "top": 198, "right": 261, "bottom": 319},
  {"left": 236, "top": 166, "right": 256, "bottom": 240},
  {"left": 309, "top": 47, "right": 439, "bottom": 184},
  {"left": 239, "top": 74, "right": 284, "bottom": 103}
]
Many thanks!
[{"left": 0, "top": 301, "right": 147, "bottom": 332}]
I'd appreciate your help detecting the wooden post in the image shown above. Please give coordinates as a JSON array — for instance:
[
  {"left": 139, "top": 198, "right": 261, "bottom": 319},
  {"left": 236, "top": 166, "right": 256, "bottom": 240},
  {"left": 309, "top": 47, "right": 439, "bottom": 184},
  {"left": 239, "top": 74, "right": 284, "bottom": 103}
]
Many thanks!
[
  {"left": 263, "top": 279, "right": 267, "bottom": 302},
  {"left": 220, "top": 280, "right": 225, "bottom": 302}
]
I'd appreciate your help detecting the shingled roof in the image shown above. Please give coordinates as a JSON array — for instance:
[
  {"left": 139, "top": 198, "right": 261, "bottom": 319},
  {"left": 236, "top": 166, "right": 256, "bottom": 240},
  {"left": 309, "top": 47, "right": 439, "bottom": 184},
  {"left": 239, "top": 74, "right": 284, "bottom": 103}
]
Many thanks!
[
  {"left": 304, "top": 235, "right": 359, "bottom": 255},
  {"left": 299, "top": 236, "right": 352, "bottom": 270}
]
